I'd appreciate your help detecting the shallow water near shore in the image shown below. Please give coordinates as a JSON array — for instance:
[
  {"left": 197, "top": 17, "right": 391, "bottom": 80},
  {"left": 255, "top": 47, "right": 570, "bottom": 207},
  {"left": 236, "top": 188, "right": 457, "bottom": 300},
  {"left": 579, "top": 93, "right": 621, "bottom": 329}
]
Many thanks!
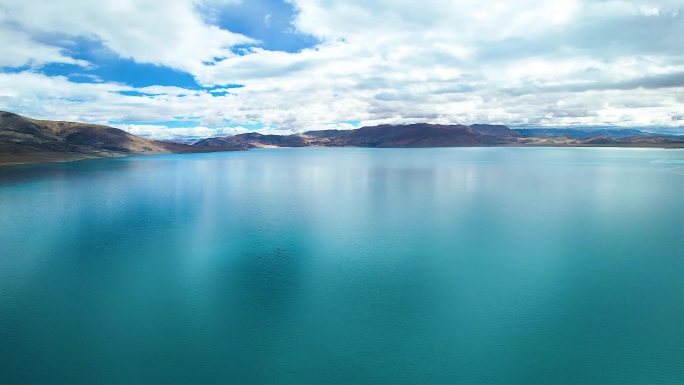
[{"left": 0, "top": 147, "right": 682, "bottom": 384}]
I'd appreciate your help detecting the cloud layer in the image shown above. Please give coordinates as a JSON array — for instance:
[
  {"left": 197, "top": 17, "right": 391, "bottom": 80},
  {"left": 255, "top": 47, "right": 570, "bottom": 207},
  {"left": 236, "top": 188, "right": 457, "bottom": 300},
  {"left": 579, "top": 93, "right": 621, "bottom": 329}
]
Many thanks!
[{"left": 0, "top": 0, "right": 682, "bottom": 138}]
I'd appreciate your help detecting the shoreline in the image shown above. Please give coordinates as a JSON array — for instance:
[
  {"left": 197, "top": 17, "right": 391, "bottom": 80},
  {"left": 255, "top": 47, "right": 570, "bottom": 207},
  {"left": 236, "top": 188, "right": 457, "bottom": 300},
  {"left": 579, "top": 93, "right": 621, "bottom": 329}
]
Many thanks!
[{"left": 2, "top": 144, "right": 682, "bottom": 167}]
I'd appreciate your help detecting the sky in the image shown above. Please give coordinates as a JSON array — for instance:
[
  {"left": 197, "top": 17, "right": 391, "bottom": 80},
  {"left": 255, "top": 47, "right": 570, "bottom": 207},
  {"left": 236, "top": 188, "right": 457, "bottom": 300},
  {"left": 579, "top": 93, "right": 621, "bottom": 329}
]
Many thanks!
[{"left": 0, "top": 0, "right": 682, "bottom": 139}]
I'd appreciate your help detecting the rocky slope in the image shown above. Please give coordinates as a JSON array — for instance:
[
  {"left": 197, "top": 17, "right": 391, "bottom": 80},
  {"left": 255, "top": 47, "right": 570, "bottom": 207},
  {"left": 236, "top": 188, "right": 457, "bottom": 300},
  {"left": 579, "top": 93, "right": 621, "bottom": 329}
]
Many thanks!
[
  {"left": 0, "top": 111, "right": 236, "bottom": 165},
  {"left": 194, "top": 132, "right": 309, "bottom": 149}
]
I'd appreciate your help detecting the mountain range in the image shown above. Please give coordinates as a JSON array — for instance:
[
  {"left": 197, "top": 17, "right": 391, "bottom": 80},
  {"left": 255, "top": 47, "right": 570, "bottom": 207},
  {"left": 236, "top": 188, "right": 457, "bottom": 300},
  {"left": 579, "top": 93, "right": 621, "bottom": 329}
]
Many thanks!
[
  {"left": 1, "top": 111, "right": 682, "bottom": 165},
  {"left": 194, "top": 123, "right": 684, "bottom": 150}
]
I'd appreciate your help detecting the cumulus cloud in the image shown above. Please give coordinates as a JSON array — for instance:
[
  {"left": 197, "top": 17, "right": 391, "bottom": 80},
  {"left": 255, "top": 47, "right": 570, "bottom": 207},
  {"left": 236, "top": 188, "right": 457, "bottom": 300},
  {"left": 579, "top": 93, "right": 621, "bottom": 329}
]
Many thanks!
[
  {"left": 194, "top": 0, "right": 683, "bottom": 130},
  {"left": 0, "top": 25, "right": 89, "bottom": 68},
  {"left": 0, "top": 0, "right": 254, "bottom": 73},
  {"left": 0, "top": 0, "right": 682, "bottom": 138},
  {"left": 113, "top": 124, "right": 253, "bottom": 141}
]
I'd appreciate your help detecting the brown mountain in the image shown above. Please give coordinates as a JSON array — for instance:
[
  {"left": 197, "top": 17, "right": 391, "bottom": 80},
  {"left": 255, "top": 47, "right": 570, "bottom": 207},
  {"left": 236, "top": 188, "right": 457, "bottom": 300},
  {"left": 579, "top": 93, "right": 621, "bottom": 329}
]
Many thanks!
[
  {"left": 194, "top": 132, "right": 309, "bottom": 149},
  {"left": 320, "top": 123, "right": 504, "bottom": 147},
  {"left": 196, "top": 123, "right": 684, "bottom": 149},
  {"left": 0, "top": 111, "right": 236, "bottom": 165},
  {"left": 194, "top": 123, "right": 515, "bottom": 149},
  {"left": 469, "top": 124, "right": 521, "bottom": 137},
  {"left": 2, "top": 112, "right": 682, "bottom": 165}
]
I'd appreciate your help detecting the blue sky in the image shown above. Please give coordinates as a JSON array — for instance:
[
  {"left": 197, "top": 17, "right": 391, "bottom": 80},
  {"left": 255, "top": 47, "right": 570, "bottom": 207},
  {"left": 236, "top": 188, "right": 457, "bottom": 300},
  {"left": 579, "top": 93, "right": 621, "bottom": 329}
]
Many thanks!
[
  {"left": 0, "top": 0, "right": 682, "bottom": 139},
  {"left": 30, "top": 0, "right": 318, "bottom": 89}
]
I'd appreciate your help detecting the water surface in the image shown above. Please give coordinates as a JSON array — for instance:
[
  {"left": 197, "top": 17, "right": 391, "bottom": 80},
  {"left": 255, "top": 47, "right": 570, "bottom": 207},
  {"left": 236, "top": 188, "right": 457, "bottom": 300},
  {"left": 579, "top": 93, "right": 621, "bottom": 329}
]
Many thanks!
[{"left": 1, "top": 148, "right": 682, "bottom": 384}]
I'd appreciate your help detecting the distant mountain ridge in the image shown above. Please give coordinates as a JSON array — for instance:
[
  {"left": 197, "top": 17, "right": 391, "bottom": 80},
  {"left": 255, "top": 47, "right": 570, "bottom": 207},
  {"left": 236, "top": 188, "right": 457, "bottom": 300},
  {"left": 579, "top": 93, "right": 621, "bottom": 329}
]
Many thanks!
[
  {"left": 514, "top": 128, "right": 681, "bottom": 139},
  {"left": 1, "top": 111, "right": 682, "bottom": 165},
  {"left": 194, "top": 123, "right": 684, "bottom": 150}
]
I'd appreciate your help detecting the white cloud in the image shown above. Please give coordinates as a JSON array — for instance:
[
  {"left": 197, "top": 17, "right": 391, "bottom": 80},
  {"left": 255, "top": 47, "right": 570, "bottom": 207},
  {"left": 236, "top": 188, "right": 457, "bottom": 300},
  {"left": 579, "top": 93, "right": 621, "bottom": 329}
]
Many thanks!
[
  {"left": 0, "top": 25, "right": 89, "bottom": 68},
  {"left": 290, "top": 0, "right": 579, "bottom": 43},
  {"left": 0, "top": 0, "right": 254, "bottom": 73},
  {"left": 190, "top": 0, "right": 684, "bottom": 131},
  {"left": 0, "top": 0, "right": 682, "bottom": 137},
  {"left": 113, "top": 124, "right": 252, "bottom": 141}
]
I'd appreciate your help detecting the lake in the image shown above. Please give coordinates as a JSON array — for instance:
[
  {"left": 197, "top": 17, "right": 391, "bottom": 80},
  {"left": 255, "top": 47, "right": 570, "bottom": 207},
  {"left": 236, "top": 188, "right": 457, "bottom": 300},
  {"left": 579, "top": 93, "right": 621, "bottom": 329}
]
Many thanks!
[{"left": 0, "top": 147, "right": 682, "bottom": 384}]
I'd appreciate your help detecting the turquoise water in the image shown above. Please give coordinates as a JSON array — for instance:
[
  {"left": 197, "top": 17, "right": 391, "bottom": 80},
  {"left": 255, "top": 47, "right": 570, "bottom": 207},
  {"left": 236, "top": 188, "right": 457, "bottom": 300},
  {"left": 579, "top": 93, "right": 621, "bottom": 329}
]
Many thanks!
[{"left": 0, "top": 147, "right": 682, "bottom": 384}]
